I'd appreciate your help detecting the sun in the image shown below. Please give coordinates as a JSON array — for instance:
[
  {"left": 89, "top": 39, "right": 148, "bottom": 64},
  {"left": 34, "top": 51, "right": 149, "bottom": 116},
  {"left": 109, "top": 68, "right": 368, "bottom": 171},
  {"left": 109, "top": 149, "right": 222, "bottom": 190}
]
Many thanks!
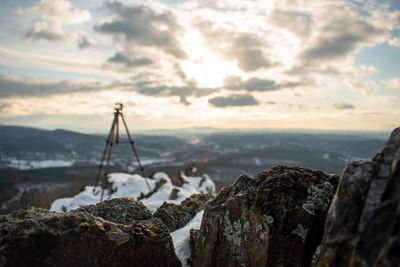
[
  {"left": 180, "top": 32, "right": 242, "bottom": 88},
  {"left": 181, "top": 55, "right": 241, "bottom": 88}
]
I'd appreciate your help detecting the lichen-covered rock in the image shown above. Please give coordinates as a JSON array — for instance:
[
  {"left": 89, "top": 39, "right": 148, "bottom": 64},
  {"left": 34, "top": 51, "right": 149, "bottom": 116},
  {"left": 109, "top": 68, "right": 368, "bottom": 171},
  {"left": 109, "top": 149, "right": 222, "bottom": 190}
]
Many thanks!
[
  {"left": 154, "top": 194, "right": 212, "bottom": 232},
  {"left": 0, "top": 202, "right": 181, "bottom": 267},
  {"left": 317, "top": 127, "right": 400, "bottom": 267},
  {"left": 72, "top": 198, "right": 152, "bottom": 224},
  {"left": 190, "top": 165, "right": 339, "bottom": 267}
]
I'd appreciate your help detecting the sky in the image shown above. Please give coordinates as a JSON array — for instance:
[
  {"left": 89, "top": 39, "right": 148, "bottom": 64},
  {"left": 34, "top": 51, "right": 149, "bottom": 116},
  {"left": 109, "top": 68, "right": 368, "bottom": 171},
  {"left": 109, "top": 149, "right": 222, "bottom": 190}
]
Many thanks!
[{"left": 0, "top": 0, "right": 399, "bottom": 133}]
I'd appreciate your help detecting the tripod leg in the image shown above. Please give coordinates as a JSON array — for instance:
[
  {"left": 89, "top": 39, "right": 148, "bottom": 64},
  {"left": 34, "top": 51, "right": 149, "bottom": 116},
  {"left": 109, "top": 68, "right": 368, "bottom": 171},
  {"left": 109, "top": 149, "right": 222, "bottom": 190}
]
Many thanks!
[
  {"left": 120, "top": 113, "right": 151, "bottom": 191},
  {"left": 94, "top": 115, "right": 117, "bottom": 192},
  {"left": 101, "top": 113, "right": 117, "bottom": 201},
  {"left": 116, "top": 111, "right": 120, "bottom": 144}
]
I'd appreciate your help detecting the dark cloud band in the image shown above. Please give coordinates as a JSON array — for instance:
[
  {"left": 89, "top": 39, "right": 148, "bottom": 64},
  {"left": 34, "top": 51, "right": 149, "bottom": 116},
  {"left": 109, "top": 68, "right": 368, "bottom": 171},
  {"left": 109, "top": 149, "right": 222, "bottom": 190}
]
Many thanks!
[
  {"left": 208, "top": 94, "right": 259, "bottom": 108},
  {"left": 0, "top": 75, "right": 104, "bottom": 98}
]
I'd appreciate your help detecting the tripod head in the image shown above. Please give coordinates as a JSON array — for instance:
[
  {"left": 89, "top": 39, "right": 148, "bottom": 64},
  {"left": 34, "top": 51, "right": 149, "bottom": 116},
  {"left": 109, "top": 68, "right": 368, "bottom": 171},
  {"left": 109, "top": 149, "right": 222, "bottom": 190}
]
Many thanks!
[{"left": 114, "top": 103, "right": 123, "bottom": 112}]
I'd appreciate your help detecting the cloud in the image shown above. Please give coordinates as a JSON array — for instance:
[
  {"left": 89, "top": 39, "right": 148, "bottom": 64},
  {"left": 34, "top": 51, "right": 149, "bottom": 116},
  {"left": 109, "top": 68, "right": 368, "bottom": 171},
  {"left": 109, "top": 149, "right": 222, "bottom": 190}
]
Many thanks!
[
  {"left": 125, "top": 81, "right": 216, "bottom": 105},
  {"left": 193, "top": 20, "right": 273, "bottom": 72},
  {"left": 388, "top": 37, "right": 400, "bottom": 48},
  {"left": 0, "top": 103, "right": 11, "bottom": 111},
  {"left": 25, "top": 22, "right": 64, "bottom": 42},
  {"left": 223, "top": 38, "right": 273, "bottom": 72},
  {"left": 386, "top": 78, "right": 400, "bottom": 88},
  {"left": 332, "top": 102, "right": 355, "bottom": 109},
  {"left": 243, "top": 78, "right": 279, "bottom": 91},
  {"left": 269, "top": 10, "right": 312, "bottom": 37},
  {"left": 346, "top": 79, "right": 375, "bottom": 95},
  {"left": 94, "top": 2, "right": 187, "bottom": 59},
  {"left": 223, "top": 76, "right": 302, "bottom": 92},
  {"left": 21, "top": 0, "right": 91, "bottom": 43},
  {"left": 77, "top": 35, "right": 96, "bottom": 49},
  {"left": 299, "top": 8, "right": 391, "bottom": 62},
  {"left": 10, "top": 0, "right": 400, "bottom": 114},
  {"left": 208, "top": 94, "right": 259, "bottom": 108},
  {"left": 233, "top": 49, "right": 273, "bottom": 72},
  {"left": 23, "top": 0, "right": 91, "bottom": 25},
  {"left": 0, "top": 75, "right": 104, "bottom": 98},
  {"left": 106, "top": 52, "right": 153, "bottom": 68},
  {"left": 287, "top": 63, "right": 379, "bottom": 78}
]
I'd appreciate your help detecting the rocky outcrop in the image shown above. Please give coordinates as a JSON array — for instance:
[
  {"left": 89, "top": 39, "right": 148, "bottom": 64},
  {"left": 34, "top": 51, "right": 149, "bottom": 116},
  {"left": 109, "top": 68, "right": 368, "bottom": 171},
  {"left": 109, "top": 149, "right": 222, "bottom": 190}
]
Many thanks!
[
  {"left": 0, "top": 199, "right": 181, "bottom": 267},
  {"left": 190, "top": 165, "right": 339, "bottom": 267},
  {"left": 72, "top": 198, "right": 153, "bottom": 223},
  {"left": 317, "top": 127, "right": 400, "bottom": 266},
  {"left": 154, "top": 194, "right": 212, "bottom": 232}
]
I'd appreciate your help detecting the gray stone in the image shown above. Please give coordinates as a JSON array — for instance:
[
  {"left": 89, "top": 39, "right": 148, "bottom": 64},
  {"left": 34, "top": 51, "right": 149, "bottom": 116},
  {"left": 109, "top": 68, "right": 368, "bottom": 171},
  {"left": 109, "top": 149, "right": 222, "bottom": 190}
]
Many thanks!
[
  {"left": 154, "top": 194, "right": 212, "bottom": 232},
  {"left": 72, "top": 198, "right": 152, "bottom": 224},
  {"left": 317, "top": 127, "right": 400, "bottom": 267},
  {"left": 190, "top": 165, "right": 339, "bottom": 267},
  {"left": 0, "top": 199, "right": 181, "bottom": 267}
]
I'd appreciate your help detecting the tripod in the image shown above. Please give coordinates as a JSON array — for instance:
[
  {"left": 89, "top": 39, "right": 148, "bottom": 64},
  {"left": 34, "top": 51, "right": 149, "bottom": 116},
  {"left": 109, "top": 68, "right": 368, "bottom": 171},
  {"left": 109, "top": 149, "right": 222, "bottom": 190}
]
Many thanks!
[{"left": 93, "top": 103, "right": 151, "bottom": 201}]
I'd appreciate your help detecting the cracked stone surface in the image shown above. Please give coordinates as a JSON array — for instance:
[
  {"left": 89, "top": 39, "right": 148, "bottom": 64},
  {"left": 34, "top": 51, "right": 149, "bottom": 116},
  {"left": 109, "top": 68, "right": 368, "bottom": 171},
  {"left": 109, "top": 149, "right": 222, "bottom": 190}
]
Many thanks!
[{"left": 190, "top": 165, "right": 339, "bottom": 267}]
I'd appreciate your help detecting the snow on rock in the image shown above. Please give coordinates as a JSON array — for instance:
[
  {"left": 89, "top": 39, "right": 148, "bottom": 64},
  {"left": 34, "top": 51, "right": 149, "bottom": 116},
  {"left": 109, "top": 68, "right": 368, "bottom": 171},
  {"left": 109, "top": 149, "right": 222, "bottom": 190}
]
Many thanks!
[
  {"left": 50, "top": 172, "right": 215, "bottom": 213},
  {"left": 171, "top": 210, "right": 204, "bottom": 267}
]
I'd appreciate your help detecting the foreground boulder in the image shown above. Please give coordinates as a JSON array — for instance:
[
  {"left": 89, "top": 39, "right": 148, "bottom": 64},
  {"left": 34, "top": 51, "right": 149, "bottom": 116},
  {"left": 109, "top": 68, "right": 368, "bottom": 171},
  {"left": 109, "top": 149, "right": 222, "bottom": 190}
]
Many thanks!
[
  {"left": 190, "top": 165, "right": 339, "bottom": 267},
  {"left": 154, "top": 194, "right": 212, "bottom": 232},
  {"left": 0, "top": 198, "right": 181, "bottom": 267},
  {"left": 317, "top": 127, "right": 400, "bottom": 266}
]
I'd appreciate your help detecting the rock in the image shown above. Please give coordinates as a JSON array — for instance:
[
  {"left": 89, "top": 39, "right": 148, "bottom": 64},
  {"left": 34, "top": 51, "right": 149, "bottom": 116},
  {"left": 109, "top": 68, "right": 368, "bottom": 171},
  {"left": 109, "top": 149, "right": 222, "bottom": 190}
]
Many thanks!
[
  {"left": 317, "top": 127, "right": 400, "bottom": 267},
  {"left": 190, "top": 165, "right": 339, "bottom": 267},
  {"left": 169, "top": 188, "right": 180, "bottom": 200},
  {"left": 137, "top": 177, "right": 167, "bottom": 201},
  {"left": 0, "top": 199, "right": 181, "bottom": 267},
  {"left": 154, "top": 194, "right": 212, "bottom": 232},
  {"left": 172, "top": 165, "right": 203, "bottom": 187},
  {"left": 183, "top": 165, "right": 202, "bottom": 177},
  {"left": 72, "top": 198, "right": 152, "bottom": 224},
  {"left": 171, "top": 174, "right": 185, "bottom": 187}
]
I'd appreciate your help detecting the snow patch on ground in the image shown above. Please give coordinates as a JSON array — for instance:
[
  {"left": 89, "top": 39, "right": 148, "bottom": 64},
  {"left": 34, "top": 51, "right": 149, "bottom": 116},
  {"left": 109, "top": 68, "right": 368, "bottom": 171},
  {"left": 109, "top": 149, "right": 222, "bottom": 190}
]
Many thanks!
[
  {"left": 50, "top": 171, "right": 214, "bottom": 266},
  {"left": 4, "top": 159, "right": 75, "bottom": 170},
  {"left": 171, "top": 210, "right": 204, "bottom": 267},
  {"left": 50, "top": 172, "right": 215, "bottom": 212}
]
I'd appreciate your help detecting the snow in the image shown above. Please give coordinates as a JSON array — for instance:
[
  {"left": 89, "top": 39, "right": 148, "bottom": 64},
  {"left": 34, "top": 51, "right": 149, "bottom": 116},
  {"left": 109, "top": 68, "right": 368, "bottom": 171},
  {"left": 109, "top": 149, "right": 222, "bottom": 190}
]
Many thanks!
[
  {"left": 50, "top": 171, "right": 214, "bottom": 266},
  {"left": 5, "top": 159, "right": 75, "bottom": 170},
  {"left": 131, "top": 157, "right": 175, "bottom": 166},
  {"left": 171, "top": 210, "right": 204, "bottom": 267},
  {"left": 50, "top": 172, "right": 215, "bottom": 212}
]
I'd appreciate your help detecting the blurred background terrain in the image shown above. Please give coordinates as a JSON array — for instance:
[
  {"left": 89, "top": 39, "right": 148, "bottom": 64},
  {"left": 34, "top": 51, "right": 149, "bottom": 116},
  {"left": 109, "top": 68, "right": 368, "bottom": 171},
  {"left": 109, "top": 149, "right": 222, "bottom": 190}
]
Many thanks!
[{"left": 0, "top": 125, "right": 388, "bottom": 213}]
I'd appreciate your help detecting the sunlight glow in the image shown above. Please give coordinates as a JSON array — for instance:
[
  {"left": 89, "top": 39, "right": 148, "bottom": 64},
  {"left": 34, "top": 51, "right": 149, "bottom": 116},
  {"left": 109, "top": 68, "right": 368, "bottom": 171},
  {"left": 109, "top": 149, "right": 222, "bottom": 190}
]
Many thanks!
[
  {"left": 180, "top": 31, "right": 242, "bottom": 87},
  {"left": 182, "top": 55, "right": 242, "bottom": 87},
  {"left": 181, "top": 31, "right": 206, "bottom": 61}
]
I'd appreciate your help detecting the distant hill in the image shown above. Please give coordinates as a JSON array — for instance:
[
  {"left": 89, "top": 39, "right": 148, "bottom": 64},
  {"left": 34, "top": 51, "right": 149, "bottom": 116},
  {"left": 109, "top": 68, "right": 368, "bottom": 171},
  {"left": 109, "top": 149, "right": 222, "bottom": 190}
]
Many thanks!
[
  {"left": 0, "top": 125, "right": 104, "bottom": 154},
  {"left": 0, "top": 124, "right": 388, "bottom": 181},
  {"left": 0, "top": 125, "right": 190, "bottom": 159}
]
